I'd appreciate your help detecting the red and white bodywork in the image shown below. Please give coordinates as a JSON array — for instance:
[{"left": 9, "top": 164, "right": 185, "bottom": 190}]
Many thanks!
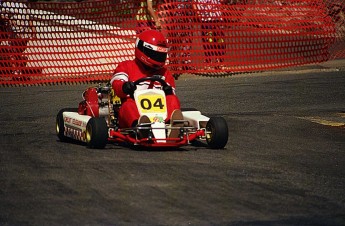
[{"left": 56, "top": 80, "right": 228, "bottom": 149}]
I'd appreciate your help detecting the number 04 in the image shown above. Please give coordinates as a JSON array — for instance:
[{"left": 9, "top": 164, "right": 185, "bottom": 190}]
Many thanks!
[{"left": 140, "top": 98, "right": 165, "bottom": 110}]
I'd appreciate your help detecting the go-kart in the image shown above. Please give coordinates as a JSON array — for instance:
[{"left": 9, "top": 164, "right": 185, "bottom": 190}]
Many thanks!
[{"left": 56, "top": 76, "right": 228, "bottom": 149}]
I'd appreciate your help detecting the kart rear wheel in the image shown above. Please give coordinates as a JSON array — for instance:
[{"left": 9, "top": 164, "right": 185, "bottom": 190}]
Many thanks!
[
  {"left": 206, "top": 117, "right": 228, "bottom": 149},
  {"left": 56, "top": 108, "right": 78, "bottom": 142},
  {"left": 86, "top": 117, "right": 108, "bottom": 149}
]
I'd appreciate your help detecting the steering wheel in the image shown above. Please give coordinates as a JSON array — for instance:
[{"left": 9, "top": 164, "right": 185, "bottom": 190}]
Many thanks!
[{"left": 133, "top": 76, "right": 168, "bottom": 88}]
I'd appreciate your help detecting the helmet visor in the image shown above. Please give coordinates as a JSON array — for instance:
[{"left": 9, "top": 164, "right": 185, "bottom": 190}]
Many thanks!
[{"left": 136, "top": 39, "right": 168, "bottom": 63}]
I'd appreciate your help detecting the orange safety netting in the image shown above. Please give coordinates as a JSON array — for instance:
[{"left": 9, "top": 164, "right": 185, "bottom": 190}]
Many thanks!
[{"left": 0, "top": 0, "right": 344, "bottom": 85}]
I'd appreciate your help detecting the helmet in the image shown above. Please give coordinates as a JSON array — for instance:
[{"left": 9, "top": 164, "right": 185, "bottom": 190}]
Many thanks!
[{"left": 135, "top": 30, "right": 169, "bottom": 69}]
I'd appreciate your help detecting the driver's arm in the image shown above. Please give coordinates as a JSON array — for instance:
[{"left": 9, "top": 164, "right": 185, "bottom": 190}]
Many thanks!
[
  {"left": 164, "top": 71, "right": 177, "bottom": 95},
  {"left": 111, "top": 62, "right": 130, "bottom": 98}
]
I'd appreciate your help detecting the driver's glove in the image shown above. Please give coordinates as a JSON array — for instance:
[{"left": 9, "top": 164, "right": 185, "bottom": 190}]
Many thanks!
[
  {"left": 163, "top": 85, "right": 173, "bottom": 95},
  {"left": 122, "top": 81, "right": 136, "bottom": 95}
]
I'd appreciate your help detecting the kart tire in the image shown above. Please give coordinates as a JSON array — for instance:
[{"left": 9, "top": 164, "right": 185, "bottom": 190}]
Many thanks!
[
  {"left": 206, "top": 117, "right": 228, "bottom": 149},
  {"left": 56, "top": 108, "right": 78, "bottom": 142},
  {"left": 86, "top": 117, "right": 108, "bottom": 149}
]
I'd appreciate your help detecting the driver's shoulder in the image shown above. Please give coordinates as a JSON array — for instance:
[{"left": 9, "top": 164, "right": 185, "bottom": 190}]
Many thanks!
[{"left": 119, "top": 60, "right": 136, "bottom": 67}]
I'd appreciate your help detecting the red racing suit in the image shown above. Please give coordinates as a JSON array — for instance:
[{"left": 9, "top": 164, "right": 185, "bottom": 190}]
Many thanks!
[{"left": 111, "top": 59, "right": 181, "bottom": 128}]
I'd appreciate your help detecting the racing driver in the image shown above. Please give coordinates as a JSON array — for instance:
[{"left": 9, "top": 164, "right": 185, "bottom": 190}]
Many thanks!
[{"left": 110, "top": 30, "right": 183, "bottom": 137}]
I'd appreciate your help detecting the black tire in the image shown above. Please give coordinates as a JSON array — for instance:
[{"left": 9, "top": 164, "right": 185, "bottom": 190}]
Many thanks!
[
  {"left": 206, "top": 117, "right": 228, "bottom": 149},
  {"left": 56, "top": 108, "right": 78, "bottom": 142},
  {"left": 86, "top": 117, "right": 108, "bottom": 149}
]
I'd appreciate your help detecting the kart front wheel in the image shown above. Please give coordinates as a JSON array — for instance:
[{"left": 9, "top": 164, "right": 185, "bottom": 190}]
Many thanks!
[
  {"left": 86, "top": 117, "right": 108, "bottom": 149},
  {"left": 206, "top": 117, "right": 228, "bottom": 149}
]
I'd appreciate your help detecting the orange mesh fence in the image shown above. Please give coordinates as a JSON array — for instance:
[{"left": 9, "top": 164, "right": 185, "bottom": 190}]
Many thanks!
[{"left": 0, "top": 0, "right": 344, "bottom": 85}]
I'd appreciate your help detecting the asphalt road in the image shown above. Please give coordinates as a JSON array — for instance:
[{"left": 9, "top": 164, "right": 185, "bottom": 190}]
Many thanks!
[{"left": 1, "top": 70, "right": 345, "bottom": 225}]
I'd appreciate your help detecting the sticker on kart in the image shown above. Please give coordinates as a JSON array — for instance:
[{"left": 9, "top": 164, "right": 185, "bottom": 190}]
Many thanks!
[{"left": 135, "top": 89, "right": 167, "bottom": 121}]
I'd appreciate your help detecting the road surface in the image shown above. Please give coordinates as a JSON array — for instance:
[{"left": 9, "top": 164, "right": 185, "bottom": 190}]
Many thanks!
[{"left": 0, "top": 70, "right": 345, "bottom": 225}]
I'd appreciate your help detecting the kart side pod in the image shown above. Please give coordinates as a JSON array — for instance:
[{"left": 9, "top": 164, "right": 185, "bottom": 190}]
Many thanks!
[
  {"left": 182, "top": 110, "right": 210, "bottom": 130},
  {"left": 56, "top": 109, "right": 91, "bottom": 143}
]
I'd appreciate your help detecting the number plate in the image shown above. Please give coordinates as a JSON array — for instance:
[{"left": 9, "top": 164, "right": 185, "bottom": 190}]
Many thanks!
[
  {"left": 135, "top": 89, "right": 168, "bottom": 122},
  {"left": 137, "top": 94, "right": 167, "bottom": 114}
]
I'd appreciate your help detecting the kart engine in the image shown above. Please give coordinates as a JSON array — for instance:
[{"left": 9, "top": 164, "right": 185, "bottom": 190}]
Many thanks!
[{"left": 78, "top": 84, "right": 121, "bottom": 126}]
